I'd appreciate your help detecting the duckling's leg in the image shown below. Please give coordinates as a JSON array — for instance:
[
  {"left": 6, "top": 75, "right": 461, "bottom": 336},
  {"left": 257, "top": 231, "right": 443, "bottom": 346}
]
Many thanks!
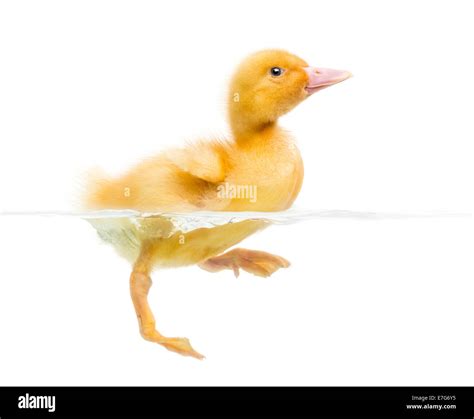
[
  {"left": 130, "top": 240, "right": 204, "bottom": 360},
  {"left": 198, "top": 248, "right": 290, "bottom": 278}
]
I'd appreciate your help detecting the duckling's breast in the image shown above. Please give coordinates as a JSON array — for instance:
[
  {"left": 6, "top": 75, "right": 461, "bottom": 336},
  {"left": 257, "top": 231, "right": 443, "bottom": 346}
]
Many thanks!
[{"left": 223, "top": 137, "right": 304, "bottom": 212}]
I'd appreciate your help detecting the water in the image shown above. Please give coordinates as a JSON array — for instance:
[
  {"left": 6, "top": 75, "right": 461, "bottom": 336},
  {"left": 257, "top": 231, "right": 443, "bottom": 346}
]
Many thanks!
[
  {"left": 0, "top": 208, "right": 470, "bottom": 229},
  {"left": 0, "top": 208, "right": 472, "bottom": 370},
  {"left": 1, "top": 208, "right": 470, "bottom": 264}
]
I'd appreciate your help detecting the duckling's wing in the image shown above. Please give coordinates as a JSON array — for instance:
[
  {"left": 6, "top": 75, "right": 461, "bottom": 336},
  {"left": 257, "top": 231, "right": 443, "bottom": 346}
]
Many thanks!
[
  {"left": 164, "top": 139, "right": 229, "bottom": 184},
  {"left": 85, "top": 139, "right": 232, "bottom": 212}
]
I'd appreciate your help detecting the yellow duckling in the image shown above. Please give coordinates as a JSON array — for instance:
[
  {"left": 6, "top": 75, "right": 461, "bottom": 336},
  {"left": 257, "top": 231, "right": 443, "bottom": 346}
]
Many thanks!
[{"left": 85, "top": 49, "right": 351, "bottom": 359}]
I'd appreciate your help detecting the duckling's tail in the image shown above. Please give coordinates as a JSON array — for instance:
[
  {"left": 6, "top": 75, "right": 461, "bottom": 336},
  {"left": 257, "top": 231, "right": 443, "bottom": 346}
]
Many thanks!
[{"left": 82, "top": 168, "right": 134, "bottom": 210}]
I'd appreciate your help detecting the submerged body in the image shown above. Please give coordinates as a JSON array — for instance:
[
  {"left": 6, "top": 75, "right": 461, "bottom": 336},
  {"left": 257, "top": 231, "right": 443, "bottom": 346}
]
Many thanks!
[{"left": 85, "top": 49, "right": 351, "bottom": 358}]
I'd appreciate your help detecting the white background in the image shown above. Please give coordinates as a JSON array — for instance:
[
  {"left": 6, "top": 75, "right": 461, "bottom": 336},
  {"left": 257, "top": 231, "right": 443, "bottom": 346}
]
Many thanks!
[{"left": 0, "top": 0, "right": 472, "bottom": 385}]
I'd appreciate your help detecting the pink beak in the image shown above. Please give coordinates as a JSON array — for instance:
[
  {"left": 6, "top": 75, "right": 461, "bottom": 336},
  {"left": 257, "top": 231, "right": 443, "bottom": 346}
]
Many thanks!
[{"left": 303, "top": 67, "right": 352, "bottom": 95}]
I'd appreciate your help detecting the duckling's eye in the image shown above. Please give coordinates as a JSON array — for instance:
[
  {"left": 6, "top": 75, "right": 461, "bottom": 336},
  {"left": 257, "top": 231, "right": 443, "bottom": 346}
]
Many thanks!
[{"left": 270, "top": 67, "right": 284, "bottom": 77}]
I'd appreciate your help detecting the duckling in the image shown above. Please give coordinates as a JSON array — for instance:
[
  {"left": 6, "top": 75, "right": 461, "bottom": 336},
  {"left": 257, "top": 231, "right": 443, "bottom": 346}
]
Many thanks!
[{"left": 85, "top": 49, "right": 351, "bottom": 359}]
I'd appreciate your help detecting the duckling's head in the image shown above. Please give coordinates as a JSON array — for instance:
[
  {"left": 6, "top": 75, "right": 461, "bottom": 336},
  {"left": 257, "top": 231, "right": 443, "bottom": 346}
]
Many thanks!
[{"left": 228, "top": 49, "right": 351, "bottom": 137}]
